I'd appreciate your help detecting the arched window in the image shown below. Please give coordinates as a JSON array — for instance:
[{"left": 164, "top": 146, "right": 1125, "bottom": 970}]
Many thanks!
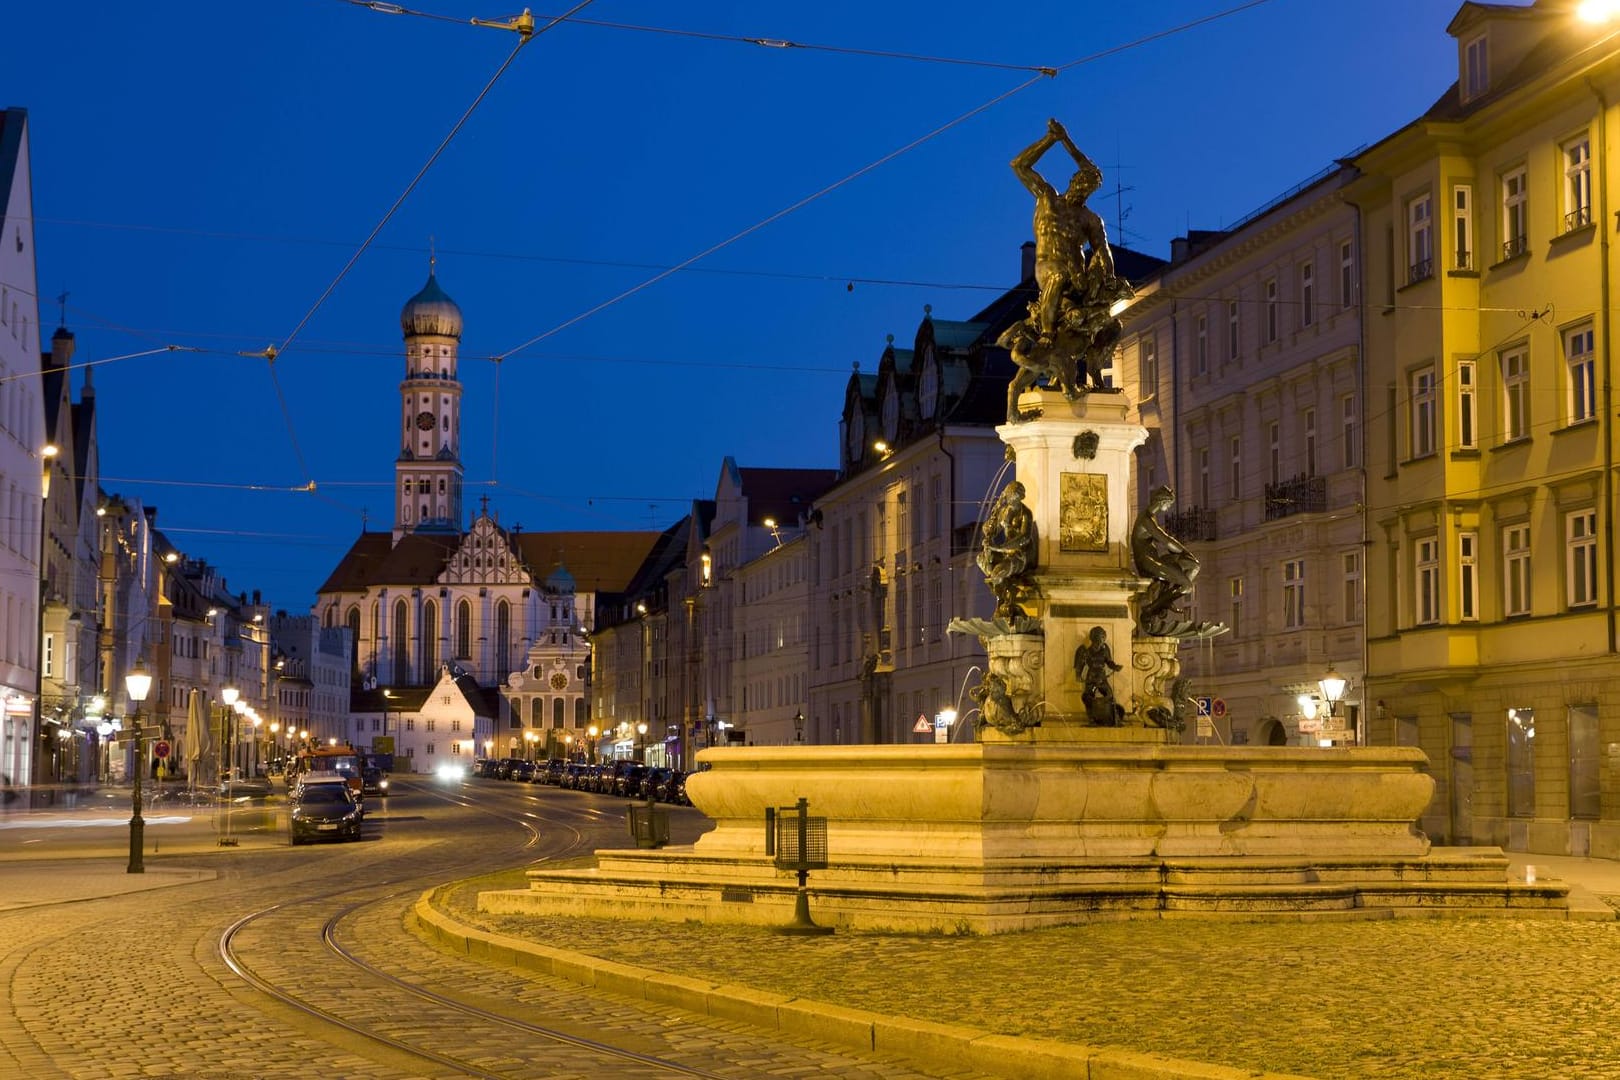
[
  {"left": 573, "top": 698, "right": 587, "bottom": 728},
  {"left": 552, "top": 697, "right": 565, "bottom": 728},
  {"left": 456, "top": 599, "right": 471, "bottom": 660},
  {"left": 346, "top": 606, "right": 361, "bottom": 675},
  {"left": 392, "top": 599, "right": 409, "bottom": 682},
  {"left": 421, "top": 600, "right": 438, "bottom": 676},
  {"left": 495, "top": 601, "right": 511, "bottom": 680},
  {"left": 530, "top": 698, "right": 542, "bottom": 728}
]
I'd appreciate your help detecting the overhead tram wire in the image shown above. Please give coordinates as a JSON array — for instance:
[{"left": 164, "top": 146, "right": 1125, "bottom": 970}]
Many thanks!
[
  {"left": 492, "top": 0, "right": 1282, "bottom": 364},
  {"left": 0, "top": 345, "right": 206, "bottom": 386},
  {"left": 520, "top": 12, "right": 1058, "bottom": 75},
  {"left": 257, "top": 2, "right": 589, "bottom": 516}
]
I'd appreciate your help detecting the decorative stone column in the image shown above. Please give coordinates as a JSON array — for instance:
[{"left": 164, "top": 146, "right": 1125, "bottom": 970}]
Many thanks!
[{"left": 994, "top": 389, "right": 1163, "bottom": 744}]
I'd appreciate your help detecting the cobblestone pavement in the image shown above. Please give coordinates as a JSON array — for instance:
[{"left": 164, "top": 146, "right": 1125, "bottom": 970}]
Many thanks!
[
  {"left": 0, "top": 856, "right": 1004, "bottom": 1080},
  {"left": 441, "top": 871, "right": 1620, "bottom": 1080}
]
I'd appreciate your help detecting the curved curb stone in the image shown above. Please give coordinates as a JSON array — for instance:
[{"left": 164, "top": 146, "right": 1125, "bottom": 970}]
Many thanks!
[{"left": 410, "top": 888, "right": 1316, "bottom": 1080}]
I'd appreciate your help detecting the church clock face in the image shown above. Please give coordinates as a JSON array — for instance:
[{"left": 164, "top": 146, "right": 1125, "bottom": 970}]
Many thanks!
[
  {"left": 549, "top": 672, "right": 569, "bottom": 691},
  {"left": 416, "top": 410, "right": 436, "bottom": 431}
]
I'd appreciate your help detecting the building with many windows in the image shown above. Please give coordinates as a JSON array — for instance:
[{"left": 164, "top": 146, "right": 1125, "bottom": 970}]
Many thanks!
[
  {"left": 1350, "top": 0, "right": 1620, "bottom": 855},
  {"left": 1119, "top": 168, "right": 1366, "bottom": 747},
  {"left": 0, "top": 108, "right": 47, "bottom": 790}
]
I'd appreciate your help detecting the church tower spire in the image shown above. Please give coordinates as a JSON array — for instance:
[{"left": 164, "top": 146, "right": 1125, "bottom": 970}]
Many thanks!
[{"left": 394, "top": 262, "right": 465, "bottom": 539}]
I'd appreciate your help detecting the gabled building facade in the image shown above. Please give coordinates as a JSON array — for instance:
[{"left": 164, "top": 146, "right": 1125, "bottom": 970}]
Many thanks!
[{"left": 0, "top": 108, "right": 47, "bottom": 790}]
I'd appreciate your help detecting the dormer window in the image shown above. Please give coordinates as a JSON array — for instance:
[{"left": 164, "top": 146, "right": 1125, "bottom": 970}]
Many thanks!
[{"left": 1463, "top": 33, "right": 1488, "bottom": 101}]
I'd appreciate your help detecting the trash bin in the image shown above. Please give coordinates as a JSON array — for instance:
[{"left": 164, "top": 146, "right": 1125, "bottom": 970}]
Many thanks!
[{"left": 627, "top": 798, "right": 670, "bottom": 848}]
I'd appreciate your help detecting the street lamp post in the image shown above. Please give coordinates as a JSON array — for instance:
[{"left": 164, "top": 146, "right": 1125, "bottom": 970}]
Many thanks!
[
  {"left": 793, "top": 709, "right": 805, "bottom": 744},
  {"left": 124, "top": 659, "right": 152, "bottom": 874},
  {"left": 587, "top": 725, "right": 599, "bottom": 763},
  {"left": 220, "top": 686, "right": 239, "bottom": 783}
]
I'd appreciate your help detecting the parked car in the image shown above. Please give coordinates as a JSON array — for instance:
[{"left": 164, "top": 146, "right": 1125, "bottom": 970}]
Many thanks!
[
  {"left": 662, "top": 768, "right": 694, "bottom": 806},
  {"left": 508, "top": 759, "right": 536, "bottom": 782},
  {"left": 642, "top": 767, "right": 672, "bottom": 802},
  {"left": 613, "top": 763, "right": 650, "bottom": 798},
  {"left": 361, "top": 766, "right": 390, "bottom": 797},
  {"left": 540, "top": 759, "right": 566, "bottom": 785},
  {"left": 560, "top": 762, "right": 587, "bottom": 790},
  {"left": 472, "top": 758, "right": 499, "bottom": 779},
  {"left": 289, "top": 783, "right": 362, "bottom": 844}
]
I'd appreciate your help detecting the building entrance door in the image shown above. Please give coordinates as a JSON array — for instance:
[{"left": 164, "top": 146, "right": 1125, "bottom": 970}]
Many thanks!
[{"left": 1449, "top": 714, "right": 1473, "bottom": 845}]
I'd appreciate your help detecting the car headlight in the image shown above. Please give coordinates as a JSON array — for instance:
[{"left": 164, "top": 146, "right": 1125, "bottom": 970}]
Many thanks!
[
  {"left": 378, "top": 778, "right": 388, "bottom": 790},
  {"left": 436, "top": 763, "right": 465, "bottom": 781}
]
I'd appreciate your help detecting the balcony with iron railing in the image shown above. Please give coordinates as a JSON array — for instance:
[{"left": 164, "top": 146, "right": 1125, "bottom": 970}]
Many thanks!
[
  {"left": 1263, "top": 474, "right": 1327, "bottom": 521},
  {"left": 1502, "top": 233, "right": 1529, "bottom": 261},
  {"left": 1564, "top": 205, "right": 1592, "bottom": 233},
  {"left": 1164, "top": 506, "right": 1218, "bottom": 542},
  {"left": 1407, "top": 257, "right": 1433, "bottom": 285}
]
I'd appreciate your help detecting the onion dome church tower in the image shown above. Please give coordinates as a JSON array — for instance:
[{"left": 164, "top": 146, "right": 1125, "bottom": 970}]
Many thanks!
[{"left": 394, "top": 261, "right": 465, "bottom": 539}]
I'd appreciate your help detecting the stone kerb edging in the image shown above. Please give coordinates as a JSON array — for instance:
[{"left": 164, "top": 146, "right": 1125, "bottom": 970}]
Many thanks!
[{"left": 410, "top": 888, "right": 1318, "bottom": 1080}]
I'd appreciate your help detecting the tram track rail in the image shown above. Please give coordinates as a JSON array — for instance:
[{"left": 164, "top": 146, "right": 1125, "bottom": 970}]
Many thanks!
[{"left": 217, "top": 788, "right": 742, "bottom": 1079}]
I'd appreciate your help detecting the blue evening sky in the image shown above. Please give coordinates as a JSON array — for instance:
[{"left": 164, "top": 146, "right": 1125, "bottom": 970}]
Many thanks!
[{"left": 9, "top": 0, "right": 1464, "bottom": 609}]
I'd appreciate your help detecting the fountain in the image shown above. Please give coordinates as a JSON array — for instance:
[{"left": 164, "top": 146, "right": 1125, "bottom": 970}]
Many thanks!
[{"left": 481, "top": 121, "right": 1567, "bottom": 932}]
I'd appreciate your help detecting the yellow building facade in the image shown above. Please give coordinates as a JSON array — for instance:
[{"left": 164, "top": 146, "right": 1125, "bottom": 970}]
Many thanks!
[{"left": 1352, "top": 1, "right": 1620, "bottom": 856}]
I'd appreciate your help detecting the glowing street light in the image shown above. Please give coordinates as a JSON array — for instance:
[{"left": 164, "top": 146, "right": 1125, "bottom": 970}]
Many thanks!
[{"left": 124, "top": 659, "right": 153, "bottom": 873}]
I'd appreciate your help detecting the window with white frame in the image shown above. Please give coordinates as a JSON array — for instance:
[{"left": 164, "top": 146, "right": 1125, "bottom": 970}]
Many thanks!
[
  {"left": 1504, "top": 523, "right": 1531, "bottom": 617},
  {"left": 1282, "top": 559, "right": 1306, "bottom": 629},
  {"left": 1453, "top": 184, "right": 1473, "bottom": 269},
  {"left": 1457, "top": 358, "right": 1476, "bottom": 449},
  {"left": 1411, "top": 366, "right": 1437, "bottom": 458},
  {"left": 1304, "top": 408, "right": 1317, "bottom": 477},
  {"left": 1229, "top": 436, "right": 1242, "bottom": 500},
  {"left": 1464, "top": 34, "right": 1488, "bottom": 100},
  {"left": 1407, "top": 193, "right": 1433, "bottom": 283},
  {"left": 1502, "top": 166, "right": 1528, "bottom": 259},
  {"left": 1502, "top": 346, "right": 1529, "bottom": 442},
  {"left": 1228, "top": 299, "right": 1240, "bottom": 360},
  {"left": 42, "top": 634, "right": 53, "bottom": 678},
  {"left": 1459, "top": 531, "right": 1478, "bottom": 621},
  {"left": 1229, "top": 576, "right": 1244, "bottom": 636},
  {"left": 1339, "top": 240, "right": 1355, "bottom": 309},
  {"left": 1342, "top": 550, "right": 1361, "bottom": 623},
  {"left": 1564, "top": 136, "right": 1592, "bottom": 231},
  {"left": 1195, "top": 314, "right": 1208, "bottom": 375},
  {"left": 1300, "top": 262, "right": 1314, "bottom": 327},
  {"left": 1341, "top": 394, "right": 1357, "bottom": 468},
  {"left": 1198, "top": 446, "right": 1210, "bottom": 507},
  {"left": 1264, "top": 278, "right": 1278, "bottom": 343},
  {"left": 1568, "top": 508, "right": 1598, "bottom": 608},
  {"left": 1566, "top": 324, "right": 1595, "bottom": 424},
  {"left": 1139, "top": 334, "right": 1158, "bottom": 399},
  {"left": 1268, "top": 421, "right": 1281, "bottom": 485},
  {"left": 1415, "top": 537, "right": 1440, "bottom": 626}
]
